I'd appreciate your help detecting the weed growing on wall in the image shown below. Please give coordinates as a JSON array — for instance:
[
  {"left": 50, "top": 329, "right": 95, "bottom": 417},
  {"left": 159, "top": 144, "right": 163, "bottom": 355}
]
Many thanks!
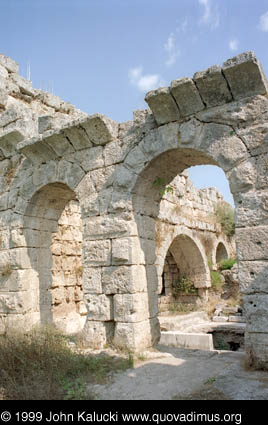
[
  {"left": 173, "top": 276, "right": 198, "bottom": 297},
  {"left": 152, "top": 177, "right": 174, "bottom": 196},
  {"left": 219, "top": 258, "right": 237, "bottom": 271}
]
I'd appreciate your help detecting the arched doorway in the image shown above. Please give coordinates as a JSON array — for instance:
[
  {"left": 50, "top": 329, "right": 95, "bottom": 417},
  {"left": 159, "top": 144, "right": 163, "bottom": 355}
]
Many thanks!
[
  {"left": 216, "top": 242, "right": 229, "bottom": 264},
  {"left": 23, "top": 182, "right": 86, "bottom": 333}
]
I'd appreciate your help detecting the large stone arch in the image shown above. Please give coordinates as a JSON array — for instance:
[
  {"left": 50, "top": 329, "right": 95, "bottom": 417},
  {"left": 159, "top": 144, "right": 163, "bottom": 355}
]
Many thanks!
[
  {"left": 156, "top": 226, "right": 211, "bottom": 293},
  {"left": 1, "top": 51, "right": 268, "bottom": 369}
]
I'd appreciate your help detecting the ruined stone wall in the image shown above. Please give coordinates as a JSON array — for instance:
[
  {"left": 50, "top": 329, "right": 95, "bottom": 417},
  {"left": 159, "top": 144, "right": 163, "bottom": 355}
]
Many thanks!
[
  {"left": 1, "top": 51, "right": 268, "bottom": 369},
  {"left": 51, "top": 200, "right": 86, "bottom": 334}
]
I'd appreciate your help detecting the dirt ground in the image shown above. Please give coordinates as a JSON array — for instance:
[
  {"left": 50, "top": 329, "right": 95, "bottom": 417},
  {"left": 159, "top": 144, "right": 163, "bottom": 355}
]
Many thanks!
[{"left": 87, "top": 346, "right": 268, "bottom": 400}]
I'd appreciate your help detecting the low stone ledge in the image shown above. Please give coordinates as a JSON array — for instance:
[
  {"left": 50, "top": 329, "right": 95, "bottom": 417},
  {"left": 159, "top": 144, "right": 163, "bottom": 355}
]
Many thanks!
[{"left": 160, "top": 331, "right": 214, "bottom": 351}]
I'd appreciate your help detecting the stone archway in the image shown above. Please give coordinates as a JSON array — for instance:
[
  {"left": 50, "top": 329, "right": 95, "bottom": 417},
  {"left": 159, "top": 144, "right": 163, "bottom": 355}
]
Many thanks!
[
  {"left": 1, "top": 51, "right": 268, "bottom": 369},
  {"left": 159, "top": 232, "right": 211, "bottom": 311},
  {"left": 216, "top": 242, "right": 229, "bottom": 264},
  {"left": 23, "top": 182, "right": 85, "bottom": 333}
]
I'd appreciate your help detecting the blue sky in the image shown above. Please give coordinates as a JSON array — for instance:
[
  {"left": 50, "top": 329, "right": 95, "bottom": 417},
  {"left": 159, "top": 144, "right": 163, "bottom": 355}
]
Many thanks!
[{"left": 1, "top": 0, "right": 268, "bottom": 205}]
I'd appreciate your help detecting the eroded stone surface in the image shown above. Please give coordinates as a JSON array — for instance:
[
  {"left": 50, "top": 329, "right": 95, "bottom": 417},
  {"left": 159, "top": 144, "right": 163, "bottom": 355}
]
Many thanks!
[{"left": 1, "top": 51, "right": 268, "bottom": 369}]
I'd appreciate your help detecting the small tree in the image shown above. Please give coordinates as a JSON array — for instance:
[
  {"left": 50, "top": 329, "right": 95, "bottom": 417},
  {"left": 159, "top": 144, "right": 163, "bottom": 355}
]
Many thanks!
[{"left": 215, "top": 202, "right": 235, "bottom": 237}]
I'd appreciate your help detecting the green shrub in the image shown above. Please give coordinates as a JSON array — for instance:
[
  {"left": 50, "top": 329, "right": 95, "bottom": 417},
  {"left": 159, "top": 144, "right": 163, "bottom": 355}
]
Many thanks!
[
  {"left": 219, "top": 258, "right": 237, "bottom": 270},
  {"left": 173, "top": 276, "right": 198, "bottom": 297},
  {"left": 210, "top": 270, "right": 223, "bottom": 292},
  {"left": 215, "top": 202, "right": 235, "bottom": 237}
]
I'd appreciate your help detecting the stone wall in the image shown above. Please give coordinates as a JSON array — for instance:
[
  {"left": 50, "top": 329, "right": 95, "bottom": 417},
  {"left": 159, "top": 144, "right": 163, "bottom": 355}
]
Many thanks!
[{"left": 1, "top": 51, "right": 268, "bottom": 369}]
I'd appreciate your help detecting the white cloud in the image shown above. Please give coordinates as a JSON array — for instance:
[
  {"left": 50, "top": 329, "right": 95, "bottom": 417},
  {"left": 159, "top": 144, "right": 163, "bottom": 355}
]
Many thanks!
[
  {"left": 128, "top": 66, "right": 162, "bottom": 92},
  {"left": 229, "top": 38, "right": 239, "bottom": 51},
  {"left": 164, "top": 33, "right": 180, "bottom": 67},
  {"left": 259, "top": 11, "right": 268, "bottom": 32},
  {"left": 198, "top": 0, "right": 220, "bottom": 29}
]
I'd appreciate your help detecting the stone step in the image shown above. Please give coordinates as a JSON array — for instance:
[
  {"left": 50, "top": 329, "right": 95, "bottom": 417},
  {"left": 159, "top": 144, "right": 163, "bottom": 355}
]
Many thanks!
[
  {"left": 160, "top": 331, "right": 214, "bottom": 351},
  {"left": 159, "top": 311, "right": 210, "bottom": 332}
]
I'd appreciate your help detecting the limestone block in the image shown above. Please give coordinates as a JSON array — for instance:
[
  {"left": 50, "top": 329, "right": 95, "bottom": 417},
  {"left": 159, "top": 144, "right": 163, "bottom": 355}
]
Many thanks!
[
  {"left": 0, "top": 89, "right": 8, "bottom": 109},
  {"left": 193, "top": 65, "right": 232, "bottom": 107},
  {"left": 82, "top": 267, "right": 102, "bottom": 294},
  {"left": 83, "top": 240, "right": 111, "bottom": 266},
  {"left": 124, "top": 145, "right": 148, "bottom": 171},
  {"left": 9, "top": 247, "right": 37, "bottom": 269},
  {"left": 212, "top": 316, "right": 228, "bottom": 322},
  {"left": 84, "top": 294, "right": 113, "bottom": 321},
  {"left": 102, "top": 265, "right": 147, "bottom": 294},
  {"left": 0, "top": 54, "right": 19, "bottom": 73},
  {"left": 57, "top": 160, "right": 85, "bottom": 190},
  {"left": 74, "top": 146, "right": 104, "bottom": 171},
  {"left": 103, "top": 139, "right": 131, "bottom": 166},
  {"left": 245, "top": 332, "right": 268, "bottom": 370},
  {"left": 145, "top": 87, "right": 180, "bottom": 125},
  {"left": 18, "top": 136, "right": 58, "bottom": 164},
  {"left": 0, "top": 64, "right": 8, "bottom": 79},
  {"left": 235, "top": 190, "right": 268, "bottom": 228},
  {"left": 238, "top": 261, "right": 268, "bottom": 294},
  {"left": 32, "top": 161, "right": 57, "bottom": 187},
  {"left": 256, "top": 154, "right": 268, "bottom": 190},
  {"left": 81, "top": 114, "right": 118, "bottom": 145},
  {"left": 140, "top": 239, "right": 157, "bottom": 265},
  {"left": 236, "top": 123, "right": 268, "bottom": 156},
  {"left": 114, "top": 293, "right": 150, "bottom": 322},
  {"left": 178, "top": 118, "right": 203, "bottom": 147},
  {"left": 108, "top": 191, "right": 133, "bottom": 213},
  {"left": 236, "top": 226, "right": 268, "bottom": 261},
  {"left": 0, "top": 292, "right": 32, "bottom": 314},
  {"left": 51, "top": 287, "right": 65, "bottom": 305},
  {"left": 114, "top": 317, "right": 160, "bottom": 351},
  {"left": 82, "top": 320, "right": 114, "bottom": 348},
  {"left": 113, "top": 165, "right": 135, "bottom": 189},
  {"left": 228, "top": 316, "right": 246, "bottom": 323},
  {"left": 63, "top": 124, "right": 93, "bottom": 150},
  {"left": 11, "top": 74, "right": 36, "bottom": 97},
  {"left": 44, "top": 130, "right": 75, "bottom": 157},
  {"left": 170, "top": 77, "right": 205, "bottom": 116},
  {"left": 228, "top": 159, "right": 257, "bottom": 194},
  {"left": 111, "top": 237, "right": 145, "bottom": 265},
  {"left": 222, "top": 51, "right": 268, "bottom": 100},
  {"left": 199, "top": 123, "right": 248, "bottom": 171},
  {"left": 91, "top": 165, "right": 116, "bottom": 192},
  {"left": 83, "top": 215, "right": 137, "bottom": 240}
]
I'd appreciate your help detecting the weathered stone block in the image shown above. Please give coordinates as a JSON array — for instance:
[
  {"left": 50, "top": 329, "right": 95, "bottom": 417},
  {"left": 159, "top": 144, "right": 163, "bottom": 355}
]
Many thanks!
[
  {"left": 82, "top": 320, "right": 114, "bottom": 348},
  {"left": 84, "top": 294, "right": 113, "bottom": 321},
  {"left": 145, "top": 87, "right": 180, "bottom": 125},
  {"left": 111, "top": 237, "right": 145, "bottom": 265},
  {"left": 102, "top": 265, "right": 147, "bottom": 294},
  {"left": 199, "top": 123, "right": 248, "bottom": 171},
  {"left": 193, "top": 65, "right": 232, "bottom": 107},
  {"left": 63, "top": 124, "right": 93, "bottom": 150},
  {"left": 222, "top": 51, "right": 268, "bottom": 100},
  {"left": 0, "top": 90, "right": 8, "bottom": 109},
  {"left": 81, "top": 114, "right": 118, "bottom": 145},
  {"left": 113, "top": 317, "right": 160, "bottom": 351},
  {"left": 238, "top": 261, "right": 268, "bottom": 294},
  {"left": 228, "top": 159, "right": 257, "bottom": 194},
  {"left": 170, "top": 77, "right": 204, "bottom": 116},
  {"left": 82, "top": 267, "right": 102, "bottom": 294},
  {"left": 83, "top": 240, "right": 111, "bottom": 266},
  {"left": 83, "top": 215, "right": 137, "bottom": 240},
  {"left": 113, "top": 293, "right": 149, "bottom": 322},
  {"left": 245, "top": 332, "right": 268, "bottom": 370},
  {"left": 0, "top": 54, "right": 19, "bottom": 73},
  {"left": 236, "top": 226, "right": 268, "bottom": 261},
  {"left": 74, "top": 146, "right": 104, "bottom": 171}
]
